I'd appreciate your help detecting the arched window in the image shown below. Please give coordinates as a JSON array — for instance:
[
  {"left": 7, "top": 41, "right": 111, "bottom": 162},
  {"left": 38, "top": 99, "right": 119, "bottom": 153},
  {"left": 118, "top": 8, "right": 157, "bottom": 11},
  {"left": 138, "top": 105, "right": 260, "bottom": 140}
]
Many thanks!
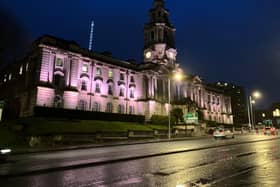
[
  {"left": 106, "top": 102, "right": 113, "bottom": 113},
  {"left": 92, "top": 102, "right": 101, "bottom": 112},
  {"left": 118, "top": 104, "right": 124, "bottom": 114},
  {"left": 78, "top": 100, "right": 87, "bottom": 110},
  {"left": 129, "top": 106, "right": 135, "bottom": 115}
]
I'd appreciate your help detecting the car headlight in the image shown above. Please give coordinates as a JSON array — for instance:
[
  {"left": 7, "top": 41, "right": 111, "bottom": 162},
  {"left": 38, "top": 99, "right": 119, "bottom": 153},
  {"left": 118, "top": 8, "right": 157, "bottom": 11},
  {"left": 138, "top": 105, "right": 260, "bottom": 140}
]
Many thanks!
[{"left": 1, "top": 149, "right": 11, "bottom": 154}]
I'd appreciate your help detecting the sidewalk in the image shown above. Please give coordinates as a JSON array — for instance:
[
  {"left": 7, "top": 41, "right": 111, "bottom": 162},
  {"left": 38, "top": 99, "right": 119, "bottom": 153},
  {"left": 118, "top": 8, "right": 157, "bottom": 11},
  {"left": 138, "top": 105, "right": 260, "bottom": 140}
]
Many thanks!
[{"left": 12, "top": 135, "right": 212, "bottom": 155}]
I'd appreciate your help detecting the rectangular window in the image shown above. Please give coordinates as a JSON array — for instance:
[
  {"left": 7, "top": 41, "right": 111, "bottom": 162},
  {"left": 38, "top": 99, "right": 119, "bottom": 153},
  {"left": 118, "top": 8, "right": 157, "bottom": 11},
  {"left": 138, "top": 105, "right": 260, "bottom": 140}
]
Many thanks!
[
  {"left": 108, "top": 70, "right": 113, "bottom": 78},
  {"left": 81, "top": 81, "right": 87, "bottom": 91},
  {"left": 55, "top": 58, "right": 63, "bottom": 67},
  {"left": 130, "top": 76, "right": 134, "bottom": 83},
  {"left": 120, "top": 73, "right": 124, "bottom": 81},
  {"left": 108, "top": 85, "right": 113, "bottom": 95},
  {"left": 119, "top": 87, "right": 124, "bottom": 97},
  {"left": 96, "top": 67, "right": 102, "bottom": 76},
  {"left": 95, "top": 83, "right": 101, "bottom": 93},
  {"left": 82, "top": 64, "right": 88, "bottom": 73},
  {"left": 130, "top": 89, "right": 134, "bottom": 98}
]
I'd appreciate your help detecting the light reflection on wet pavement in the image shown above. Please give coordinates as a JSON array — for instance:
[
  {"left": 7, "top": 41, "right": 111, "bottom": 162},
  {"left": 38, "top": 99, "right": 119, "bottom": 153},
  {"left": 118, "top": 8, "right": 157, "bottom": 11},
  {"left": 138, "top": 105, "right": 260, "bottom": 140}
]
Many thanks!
[{"left": 0, "top": 136, "right": 280, "bottom": 186}]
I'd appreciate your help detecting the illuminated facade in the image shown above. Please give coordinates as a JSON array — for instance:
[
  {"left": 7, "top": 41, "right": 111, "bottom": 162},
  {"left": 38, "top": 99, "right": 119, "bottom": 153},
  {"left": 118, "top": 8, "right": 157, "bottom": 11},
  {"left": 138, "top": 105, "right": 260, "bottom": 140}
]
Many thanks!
[{"left": 0, "top": 0, "right": 233, "bottom": 124}]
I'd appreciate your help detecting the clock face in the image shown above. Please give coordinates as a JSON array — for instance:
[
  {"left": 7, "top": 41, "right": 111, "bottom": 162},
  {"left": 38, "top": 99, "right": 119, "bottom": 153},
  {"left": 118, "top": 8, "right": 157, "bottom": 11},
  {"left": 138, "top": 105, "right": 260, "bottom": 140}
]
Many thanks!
[{"left": 145, "top": 51, "right": 152, "bottom": 59}]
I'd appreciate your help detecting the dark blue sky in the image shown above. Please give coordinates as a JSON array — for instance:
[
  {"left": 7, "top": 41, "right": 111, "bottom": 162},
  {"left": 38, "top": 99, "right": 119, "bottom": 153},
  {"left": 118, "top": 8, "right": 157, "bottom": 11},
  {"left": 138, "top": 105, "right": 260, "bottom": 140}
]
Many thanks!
[{"left": 1, "top": 0, "right": 280, "bottom": 108}]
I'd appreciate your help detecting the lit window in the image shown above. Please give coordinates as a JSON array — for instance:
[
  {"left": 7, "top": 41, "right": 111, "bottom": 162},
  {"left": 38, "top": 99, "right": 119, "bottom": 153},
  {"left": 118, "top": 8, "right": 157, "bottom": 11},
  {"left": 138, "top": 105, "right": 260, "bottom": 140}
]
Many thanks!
[
  {"left": 19, "top": 65, "right": 23, "bottom": 75},
  {"left": 108, "top": 70, "right": 113, "bottom": 78},
  {"left": 82, "top": 64, "right": 88, "bottom": 73},
  {"left": 96, "top": 67, "right": 102, "bottom": 76},
  {"left": 55, "top": 58, "right": 63, "bottom": 67},
  {"left": 95, "top": 83, "right": 101, "bottom": 93}
]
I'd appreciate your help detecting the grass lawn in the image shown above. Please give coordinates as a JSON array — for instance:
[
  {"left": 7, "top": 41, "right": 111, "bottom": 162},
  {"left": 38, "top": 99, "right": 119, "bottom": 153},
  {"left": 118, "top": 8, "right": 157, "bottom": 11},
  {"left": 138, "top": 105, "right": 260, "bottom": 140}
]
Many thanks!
[{"left": 20, "top": 118, "right": 168, "bottom": 135}]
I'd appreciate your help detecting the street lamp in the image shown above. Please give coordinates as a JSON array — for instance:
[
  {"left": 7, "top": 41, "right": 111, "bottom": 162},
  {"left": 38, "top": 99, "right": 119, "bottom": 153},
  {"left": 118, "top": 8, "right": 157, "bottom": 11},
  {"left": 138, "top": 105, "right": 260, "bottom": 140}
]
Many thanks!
[
  {"left": 168, "top": 70, "right": 184, "bottom": 139},
  {"left": 248, "top": 91, "right": 262, "bottom": 130}
]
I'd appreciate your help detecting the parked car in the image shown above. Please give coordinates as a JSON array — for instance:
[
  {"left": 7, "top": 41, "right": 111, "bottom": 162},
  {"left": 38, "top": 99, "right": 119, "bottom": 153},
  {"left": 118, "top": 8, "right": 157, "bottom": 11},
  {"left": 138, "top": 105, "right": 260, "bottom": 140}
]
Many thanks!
[
  {"left": 213, "top": 128, "right": 234, "bottom": 139},
  {"left": 0, "top": 148, "right": 11, "bottom": 162}
]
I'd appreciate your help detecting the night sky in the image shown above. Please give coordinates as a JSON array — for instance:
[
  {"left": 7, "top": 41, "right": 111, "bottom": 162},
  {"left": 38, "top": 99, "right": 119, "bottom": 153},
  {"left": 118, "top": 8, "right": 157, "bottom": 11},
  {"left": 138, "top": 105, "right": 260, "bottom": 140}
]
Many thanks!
[{"left": 1, "top": 0, "right": 280, "bottom": 108}]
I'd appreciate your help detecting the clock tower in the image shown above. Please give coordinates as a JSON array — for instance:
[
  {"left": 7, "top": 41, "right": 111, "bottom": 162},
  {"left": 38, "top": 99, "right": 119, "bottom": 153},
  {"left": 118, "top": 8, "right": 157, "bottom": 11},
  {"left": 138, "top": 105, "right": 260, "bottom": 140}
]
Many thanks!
[{"left": 143, "top": 0, "right": 177, "bottom": 66}]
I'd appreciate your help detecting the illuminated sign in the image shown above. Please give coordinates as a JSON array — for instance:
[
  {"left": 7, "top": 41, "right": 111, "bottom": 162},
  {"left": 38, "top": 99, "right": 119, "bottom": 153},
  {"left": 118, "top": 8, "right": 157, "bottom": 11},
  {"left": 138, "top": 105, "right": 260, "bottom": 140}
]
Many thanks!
[{"left": 184, "top": 112, "right": 198, "bottom": 124}]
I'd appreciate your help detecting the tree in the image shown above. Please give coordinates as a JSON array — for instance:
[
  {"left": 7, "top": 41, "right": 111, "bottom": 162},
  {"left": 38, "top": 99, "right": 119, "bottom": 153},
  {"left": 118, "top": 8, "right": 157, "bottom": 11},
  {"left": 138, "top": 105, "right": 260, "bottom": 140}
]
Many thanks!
[{"left": 171, "top": 108, "right": 183, "bottom": 125}]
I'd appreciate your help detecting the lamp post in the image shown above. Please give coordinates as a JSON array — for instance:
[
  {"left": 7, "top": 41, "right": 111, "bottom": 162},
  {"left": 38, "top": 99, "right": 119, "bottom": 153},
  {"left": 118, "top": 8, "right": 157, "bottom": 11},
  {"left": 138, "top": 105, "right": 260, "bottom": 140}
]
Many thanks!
[
  {"left": 168, "top": 71, "right": 184, "bottom": 139},
  {"left": 248, "top": 91, "right": 261, "bottom": 130},
  {"left": 168, "top": 78, "right": 171, "bottom": 139}
]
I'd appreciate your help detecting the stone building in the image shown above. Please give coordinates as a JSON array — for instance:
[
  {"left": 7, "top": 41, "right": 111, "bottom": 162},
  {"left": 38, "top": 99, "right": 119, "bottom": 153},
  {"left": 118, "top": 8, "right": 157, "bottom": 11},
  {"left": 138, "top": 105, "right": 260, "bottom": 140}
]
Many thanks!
[{"left": 0, "top": 0, "right": 233, "bottom": 124}]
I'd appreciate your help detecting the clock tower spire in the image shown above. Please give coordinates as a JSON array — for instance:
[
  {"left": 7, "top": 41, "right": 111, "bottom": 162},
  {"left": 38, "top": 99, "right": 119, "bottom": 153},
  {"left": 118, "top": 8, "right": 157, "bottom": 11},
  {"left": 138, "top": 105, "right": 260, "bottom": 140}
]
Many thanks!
[{"left": 143, "top": 0, "right": 177, "bottom": 65}]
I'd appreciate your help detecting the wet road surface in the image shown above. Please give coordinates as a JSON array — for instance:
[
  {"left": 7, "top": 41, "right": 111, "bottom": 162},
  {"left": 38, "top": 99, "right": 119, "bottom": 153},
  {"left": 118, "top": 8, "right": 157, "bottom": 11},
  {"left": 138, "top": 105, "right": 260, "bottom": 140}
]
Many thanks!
[{"left": 0, "top": 135, "right": 279, "bottom": 186}]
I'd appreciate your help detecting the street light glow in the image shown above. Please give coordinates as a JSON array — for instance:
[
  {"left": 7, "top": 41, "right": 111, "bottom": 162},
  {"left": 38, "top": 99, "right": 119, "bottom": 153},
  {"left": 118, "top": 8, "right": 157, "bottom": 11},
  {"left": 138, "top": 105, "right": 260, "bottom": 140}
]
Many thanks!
[
  {"left": 173, "top": 72, "right": 183, "bottom": 81},
  {"left": 252, "top": 91, "right": 261, "bottom": 99}
]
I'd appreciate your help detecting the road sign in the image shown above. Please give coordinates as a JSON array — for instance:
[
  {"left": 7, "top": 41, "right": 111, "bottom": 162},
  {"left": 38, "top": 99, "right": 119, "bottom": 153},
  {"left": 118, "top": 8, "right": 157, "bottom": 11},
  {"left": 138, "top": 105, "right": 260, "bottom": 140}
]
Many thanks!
[{"left": 184, "top": 112, "right": 198, "bottom": 124}]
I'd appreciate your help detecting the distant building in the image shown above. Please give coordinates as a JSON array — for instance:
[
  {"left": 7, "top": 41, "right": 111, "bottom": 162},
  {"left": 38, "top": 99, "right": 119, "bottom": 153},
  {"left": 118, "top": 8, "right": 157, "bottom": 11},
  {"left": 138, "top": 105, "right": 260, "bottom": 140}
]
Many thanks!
[
  {"left": 0, "top": 0, "right": 233, "bottom": 124},
  {"left": 211, "top": 82, "right": 247, "bottom": 125},
  {"left": 255, "top": 103, "right": 280, "bottom": 128}
]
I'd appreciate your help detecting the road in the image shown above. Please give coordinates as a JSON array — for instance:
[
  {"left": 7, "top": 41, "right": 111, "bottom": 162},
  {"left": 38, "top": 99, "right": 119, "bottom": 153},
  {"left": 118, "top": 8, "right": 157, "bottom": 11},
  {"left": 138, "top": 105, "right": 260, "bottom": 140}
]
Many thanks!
[{"left": 0, "top": 134, "right": 279, "bottom": 186}]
